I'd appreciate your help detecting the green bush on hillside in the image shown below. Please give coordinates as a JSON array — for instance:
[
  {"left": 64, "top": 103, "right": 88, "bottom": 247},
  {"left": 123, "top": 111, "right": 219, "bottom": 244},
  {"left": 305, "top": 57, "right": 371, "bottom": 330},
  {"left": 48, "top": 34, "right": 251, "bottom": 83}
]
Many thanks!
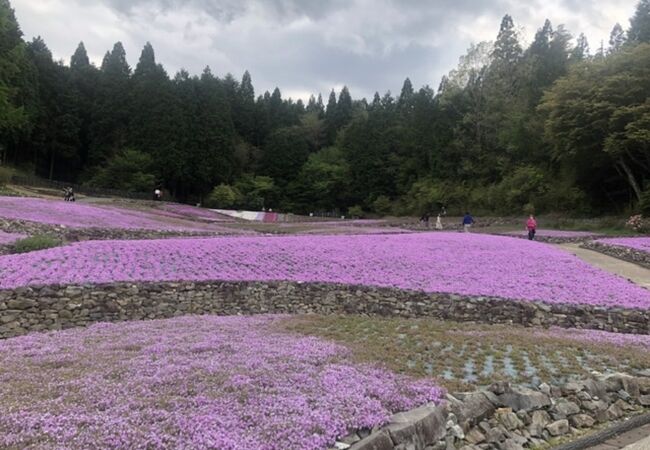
[
  {"left": 12, "top": 235, "right": 62, "bottom": 254},
  {"left": 0, "top": 166, "right": 13, "bottom": 186}
]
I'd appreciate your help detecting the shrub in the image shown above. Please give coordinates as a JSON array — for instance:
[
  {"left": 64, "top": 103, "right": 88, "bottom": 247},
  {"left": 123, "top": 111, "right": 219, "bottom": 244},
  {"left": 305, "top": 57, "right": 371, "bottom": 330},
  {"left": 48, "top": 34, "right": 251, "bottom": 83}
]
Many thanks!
[
  {"left": 372, "top": 195, "right": 393, "bottom": 215},
  {"left": 86, "top": 149, "right": 156, "bottom": 193},
  {"left": 207, "top": 184, "right": 240, "bottom": 209},
  {"left": 0, "top": 166, "right": 13, "bottom": 186},
  {"left": 12, "top": 235, "right": 62, "bottom": 254},
  {"left": 347, "top": 205, "right": 364, "bottom": 218},
  {"left": 626, "top": 214, "right": 650, "bottom": 233}
]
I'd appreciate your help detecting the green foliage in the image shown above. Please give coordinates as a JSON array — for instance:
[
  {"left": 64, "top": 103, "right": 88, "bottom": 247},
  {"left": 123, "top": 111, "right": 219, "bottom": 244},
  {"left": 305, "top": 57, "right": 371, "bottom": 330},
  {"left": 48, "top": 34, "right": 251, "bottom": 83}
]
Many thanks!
[
  {"left": 1, "top": 5, "right": 648, "bottom": 217},
  {"left": 234, "top": 175, "right": 277, "bottom": 210},
  {"left": 540, "top": 44, "right": 650, "bottom": 204},
  {"left": 640, "top": 187, "right": 650, "bottom": 215},
  {"left": 347, "top": 205, "right": 364, "bottom": 218},
  {"left": 0, "top": 165, "right": 12, "bottom": 185},
  {"left": 12, "top": 234, "right": 61, "bottom": 253},
  {"left": 372, "top": 195, "right": 393, "bottom": 215},
  {"left": 207, "top": 184, "right": 239, "bottom": 209},
  {"left": 86, "top": 149, "right": 155, "bottom": 192}
]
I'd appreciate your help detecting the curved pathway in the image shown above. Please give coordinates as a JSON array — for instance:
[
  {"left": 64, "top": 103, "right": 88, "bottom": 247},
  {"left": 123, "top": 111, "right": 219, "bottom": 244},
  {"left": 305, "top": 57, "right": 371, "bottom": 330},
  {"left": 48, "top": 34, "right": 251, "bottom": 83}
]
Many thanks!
[
  {"left": 555, "top": 245, "right": 650, "bottom": 449},
  {"left": 585, "top": 423, "right": 650, "bottom": 449},
  {"left": 557, "top": 243, "right": 650, "bottom": 290}
]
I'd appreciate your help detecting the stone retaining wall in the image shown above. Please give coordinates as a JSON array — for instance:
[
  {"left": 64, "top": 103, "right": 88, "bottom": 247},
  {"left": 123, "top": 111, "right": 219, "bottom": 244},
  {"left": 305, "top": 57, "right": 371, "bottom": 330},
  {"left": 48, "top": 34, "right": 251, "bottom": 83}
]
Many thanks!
[
  {"left": 582, "top": 241, "right": 650, "bottom": 270},
  {"left": 1, "top": 281, "right": 648, "bottom": 339},
  {"left": 0, "top": 218, "right": 234, "bottom": 243},
  {"left": 341, "top": 372, "right": 650, "bottom": 450}
]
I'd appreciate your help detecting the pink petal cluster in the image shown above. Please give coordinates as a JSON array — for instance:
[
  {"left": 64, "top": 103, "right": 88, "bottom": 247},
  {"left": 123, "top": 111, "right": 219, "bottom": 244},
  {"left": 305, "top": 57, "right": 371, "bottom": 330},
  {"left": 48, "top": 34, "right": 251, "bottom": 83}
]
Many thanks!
[
  {"left": 0, "top": 315, "right": 443, "bottom": 450},
  {"left": 596, "top": 237, "right": 650, "bottom": 254},
  {"left": 0, "top": 196, "right": 245, "bottom": 233},
  {"left": 0, "top": 232, "right": 648, "bottom": 309},
  {"left": 0, "top": 231, "right": 25, "bottom": 245}
]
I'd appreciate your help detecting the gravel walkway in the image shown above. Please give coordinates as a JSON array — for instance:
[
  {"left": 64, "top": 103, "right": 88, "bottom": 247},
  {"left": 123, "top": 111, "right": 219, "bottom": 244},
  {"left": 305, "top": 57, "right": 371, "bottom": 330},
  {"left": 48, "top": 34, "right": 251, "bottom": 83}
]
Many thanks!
[{"left": 557, "top": 243, "right": 650, "bottom": 290}]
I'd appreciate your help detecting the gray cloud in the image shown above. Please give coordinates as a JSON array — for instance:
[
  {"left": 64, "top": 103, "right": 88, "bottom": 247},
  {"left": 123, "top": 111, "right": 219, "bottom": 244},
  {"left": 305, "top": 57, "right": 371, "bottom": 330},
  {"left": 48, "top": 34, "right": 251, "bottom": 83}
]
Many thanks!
[{"left": 11, "top": 0, "right": 639, "bottom": 100}]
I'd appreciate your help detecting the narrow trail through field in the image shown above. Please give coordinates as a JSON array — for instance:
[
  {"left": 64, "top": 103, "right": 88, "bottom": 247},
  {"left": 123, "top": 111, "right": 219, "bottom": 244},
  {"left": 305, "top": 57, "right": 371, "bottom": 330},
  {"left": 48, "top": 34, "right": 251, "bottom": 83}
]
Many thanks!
[
  {"left": 557, "top": 243, "right": 650, "bottom": 290},
  {"left": 583, "top": 423, "right": 650, "bottom": 449}
]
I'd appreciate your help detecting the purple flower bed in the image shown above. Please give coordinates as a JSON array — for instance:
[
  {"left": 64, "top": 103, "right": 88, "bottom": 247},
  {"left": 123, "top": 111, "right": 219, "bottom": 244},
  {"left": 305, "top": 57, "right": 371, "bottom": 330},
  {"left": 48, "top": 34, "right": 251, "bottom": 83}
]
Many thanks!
[
  {"left": 159, "top": 203, "right": 235, "bottom": 222},
  {"left": 452, "top": 327, "right": 650, "bottom": 350},
  {"left": 595, "top": 237, "right": 650, "bottom": 254},
  {"left": 0, "top": 232, "right": 648, "bottom": 309},
  {"left": 0, "top": 315, "right": 443, "bottom": 450},
  {"left": 539, "top": 327, "right": 650, "bottom": 350},
  {"left": 0, "top": 231, "right": 25, "bottom": 245},
  {"left": 0, "top": 196, "right": 244, "bottom": 233},
  {"left": 504, "top": 229, "right": 599, "bottom": 238}
]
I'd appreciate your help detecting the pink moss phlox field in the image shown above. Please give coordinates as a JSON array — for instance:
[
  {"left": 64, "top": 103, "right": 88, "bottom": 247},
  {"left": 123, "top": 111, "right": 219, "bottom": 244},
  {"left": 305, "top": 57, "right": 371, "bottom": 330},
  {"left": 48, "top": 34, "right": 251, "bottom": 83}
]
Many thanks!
[
  {"left": 505, "top": 229, "right": 599, "bottom": 238},
  {"left": 543, "top": 327, "right": 650, "bottom": 350},
  {"left": 596, "top": 237, "right": 650, "bottom": 254},
  {"left": 0, "top": 231, "right": 26, "bottom": 245},
  {"left": 455, "top": 327, "right": 650, "bottom": 350},
  {"left": 159, "top": 203, "right": 235, "bottom": 222},
  {"left": 0, "top": 315, "right": 443, "bottom": 450},
  {"left": 0, "top": 196, "right": 244, "bottom": 233},
  {"left": 1, "top": 232, "right": 648, "bottom": 308}
]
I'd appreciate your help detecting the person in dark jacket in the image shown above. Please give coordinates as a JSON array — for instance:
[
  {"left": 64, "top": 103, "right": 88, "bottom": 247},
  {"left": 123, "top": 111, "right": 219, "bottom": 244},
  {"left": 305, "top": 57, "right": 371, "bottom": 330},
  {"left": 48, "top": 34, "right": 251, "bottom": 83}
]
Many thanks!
[{"left": 462, "top": 212, "right": 474, "bottom": 232}]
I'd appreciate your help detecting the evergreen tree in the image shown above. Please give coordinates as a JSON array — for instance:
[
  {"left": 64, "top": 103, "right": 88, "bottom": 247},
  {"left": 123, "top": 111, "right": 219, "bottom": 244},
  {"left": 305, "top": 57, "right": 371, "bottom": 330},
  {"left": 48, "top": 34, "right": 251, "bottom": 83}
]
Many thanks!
[
  {"left": 609, "top": 23, "right": 626, "bottom": 52},
  {"left": 69, "top": 42, "right": 98, "bottom": 170},
  {"left": 235, "top": 70, "right": 256, "bottom": 141},
  {"left": 89, "top": 41, "right": 131, "bottom": 167},
  {"left": 628, "top": 0, "right": 650, "bottom": 44},
  {"left": 26, "top": 37, "right": 80, "bottom": 179},
  {"left": 324, "top": 89, "right": 338, "bottom": 143},
  {"left": 70, "top": 42, "right": 90, "bottom": 70},
  {"left": 397, "top": 77, "right": 414, "bottom": 114},
  {"left": 336, "top": 86, "right": 353, "bottom": 129},
  {"left": 570, "top": 33, "right": 590, "bottom": 61},
  {"left": 0, "top": 0, "right": 34, "bottom": 165},
  {"left": 492, "top": 15, "right": 523, "bottom": 65}
]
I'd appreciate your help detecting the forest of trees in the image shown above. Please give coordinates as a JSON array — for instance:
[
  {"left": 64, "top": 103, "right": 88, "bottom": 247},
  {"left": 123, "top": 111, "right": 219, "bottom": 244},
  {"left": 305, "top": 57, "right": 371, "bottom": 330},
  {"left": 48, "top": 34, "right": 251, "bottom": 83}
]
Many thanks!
[{"left": 0, "top": 0, "right": 649, "bottom": 216}]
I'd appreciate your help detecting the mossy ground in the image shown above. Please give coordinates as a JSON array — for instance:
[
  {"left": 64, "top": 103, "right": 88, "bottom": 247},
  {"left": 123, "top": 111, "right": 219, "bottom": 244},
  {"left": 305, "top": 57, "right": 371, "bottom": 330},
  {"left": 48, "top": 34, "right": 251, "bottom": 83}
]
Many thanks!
[{"left": 280, "top": 315, "right": 650, "bottom": 391}]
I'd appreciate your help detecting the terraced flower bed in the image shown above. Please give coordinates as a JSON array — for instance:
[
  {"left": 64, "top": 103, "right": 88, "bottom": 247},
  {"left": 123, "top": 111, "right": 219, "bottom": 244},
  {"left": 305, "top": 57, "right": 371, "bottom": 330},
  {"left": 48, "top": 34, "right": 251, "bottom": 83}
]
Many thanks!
[
  {"left": 596, "top": 237, "right": 650, "bottom": 254},
  {"left": 0, "top": 232, "right": 647, "bottom": 309},
  {"left": 0, "top": 315, "right": 443, "bottom": 450},
  {"left": 0, "top": 196, "right": 239, "bottom": 233},
  {"left": 583, "top": 237, "right": 650, "bottom": 269},
  {"left": 500, "top": 229, "right": 601, "bottom": 243},
  {"left": 282, "top": 315, "right": 650, "bottom": 392}
]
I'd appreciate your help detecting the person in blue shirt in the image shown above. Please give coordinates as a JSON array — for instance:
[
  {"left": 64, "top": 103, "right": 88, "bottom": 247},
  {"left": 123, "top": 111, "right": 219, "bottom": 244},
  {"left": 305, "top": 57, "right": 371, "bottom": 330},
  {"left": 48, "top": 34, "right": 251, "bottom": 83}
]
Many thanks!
[{"left": 462, "top": 212, "right": 474, "bottom": 232}]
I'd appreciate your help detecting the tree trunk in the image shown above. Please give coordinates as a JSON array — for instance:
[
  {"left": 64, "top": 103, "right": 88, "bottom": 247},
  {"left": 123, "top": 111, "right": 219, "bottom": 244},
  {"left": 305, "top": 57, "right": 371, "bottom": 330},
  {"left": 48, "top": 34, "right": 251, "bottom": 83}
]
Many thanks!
[{"left": 617, "top": 159, "right": 642, "bottom": 201}]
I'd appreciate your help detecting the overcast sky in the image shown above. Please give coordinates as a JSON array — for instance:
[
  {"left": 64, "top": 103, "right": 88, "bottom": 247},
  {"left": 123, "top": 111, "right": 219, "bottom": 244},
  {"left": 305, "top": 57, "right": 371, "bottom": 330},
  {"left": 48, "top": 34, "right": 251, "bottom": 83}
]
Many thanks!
[{"left": 12, "top": 0, "right": 639, "bottom": 101}]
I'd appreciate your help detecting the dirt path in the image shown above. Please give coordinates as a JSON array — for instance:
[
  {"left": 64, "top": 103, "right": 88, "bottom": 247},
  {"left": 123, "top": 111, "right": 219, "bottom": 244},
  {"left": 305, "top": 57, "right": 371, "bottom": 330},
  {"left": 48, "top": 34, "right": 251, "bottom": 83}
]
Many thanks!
[
  {"left": 585, "top": 423, "right": 650, "bottom": 449},
  {"left": 557, "top": 243, "right": 650, "bottom": 290}
]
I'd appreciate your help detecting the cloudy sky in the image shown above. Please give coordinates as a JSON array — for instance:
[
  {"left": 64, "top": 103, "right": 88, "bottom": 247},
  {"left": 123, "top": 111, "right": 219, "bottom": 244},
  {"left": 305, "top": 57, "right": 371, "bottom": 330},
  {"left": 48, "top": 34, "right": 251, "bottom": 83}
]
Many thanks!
[{"left": 12, "top": 0, "right": 639, "bottom": 100}]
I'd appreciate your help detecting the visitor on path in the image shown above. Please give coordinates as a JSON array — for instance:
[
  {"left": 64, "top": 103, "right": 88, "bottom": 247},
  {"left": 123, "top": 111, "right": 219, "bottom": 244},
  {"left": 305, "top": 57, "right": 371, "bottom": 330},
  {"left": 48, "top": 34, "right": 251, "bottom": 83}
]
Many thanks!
[
  {"left": 526, "top": 214, "right": 537, "bottom": 240},
  {"left": 462, "top": 212, "right": 474, "bottom": 232},
  {"left": 63, "top": 187, "right": 75, "bottom": 202},
  {"left": 420, "top": 212, "right": 430, "bottom": 228},
  {"left": 153, "top": 188, "right": 162, "bottom": 201},
  {"left": 435, "top": 214, "right": 443, "bottom": 230}
]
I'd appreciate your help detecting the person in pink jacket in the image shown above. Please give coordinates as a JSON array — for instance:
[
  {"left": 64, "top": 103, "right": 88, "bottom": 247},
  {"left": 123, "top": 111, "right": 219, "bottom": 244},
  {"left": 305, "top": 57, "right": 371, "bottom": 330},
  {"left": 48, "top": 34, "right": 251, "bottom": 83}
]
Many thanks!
[{"left": 526, "top": 214, "right": 537, "bottom": 240}]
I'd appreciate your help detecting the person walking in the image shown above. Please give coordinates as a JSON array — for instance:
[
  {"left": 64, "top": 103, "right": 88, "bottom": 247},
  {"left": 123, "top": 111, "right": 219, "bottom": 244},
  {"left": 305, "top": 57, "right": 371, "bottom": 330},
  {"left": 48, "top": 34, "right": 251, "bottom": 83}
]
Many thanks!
[
  {"left": 420, "top": 212, "right": 430, "bottom": 228},
  {"left": 526, "top": 214, "right": 537, "bottom": 240},
  {"left": 462, "top": 212, "right": 474, "bottom": 232},
  {"left": 435, "top": 214, "right": 443, "bottom": 230}
]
